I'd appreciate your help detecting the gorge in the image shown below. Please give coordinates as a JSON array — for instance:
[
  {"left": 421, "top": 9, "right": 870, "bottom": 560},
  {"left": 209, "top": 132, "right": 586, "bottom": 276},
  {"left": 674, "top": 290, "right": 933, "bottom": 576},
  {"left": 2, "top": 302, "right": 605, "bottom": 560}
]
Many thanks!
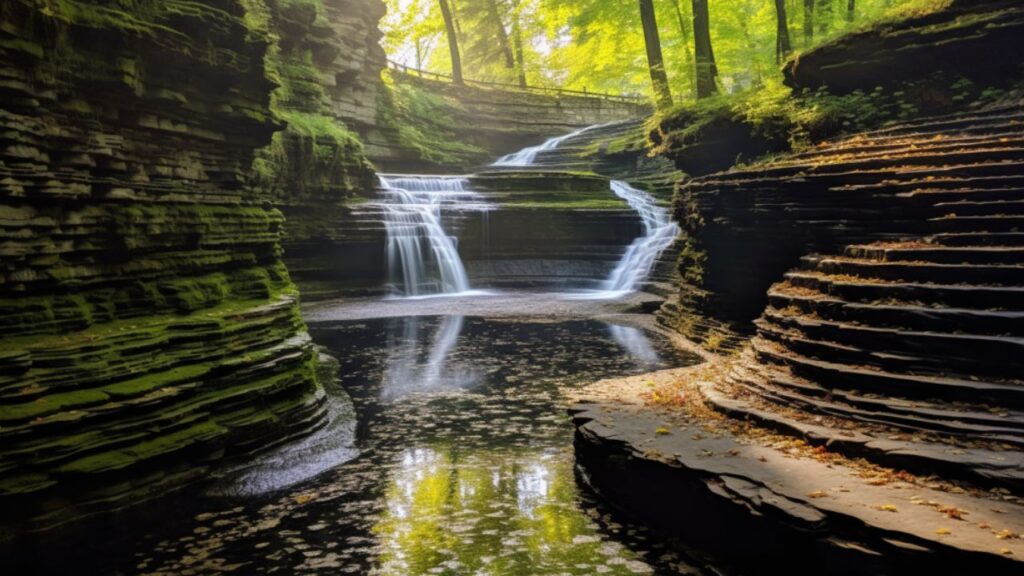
[{"left": 2, "top": 0, "right": 1023, "bottom": 574}]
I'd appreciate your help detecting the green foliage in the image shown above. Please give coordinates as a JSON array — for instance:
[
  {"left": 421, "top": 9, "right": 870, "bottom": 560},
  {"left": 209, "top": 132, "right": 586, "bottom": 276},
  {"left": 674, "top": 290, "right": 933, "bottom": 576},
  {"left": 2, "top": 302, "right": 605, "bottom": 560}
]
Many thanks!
[
  {"left": 381, "top": 0, "right": 948, "bottom": 104},
  {"left": 377, "top": 73, "right": 487, "bottom": 167}
]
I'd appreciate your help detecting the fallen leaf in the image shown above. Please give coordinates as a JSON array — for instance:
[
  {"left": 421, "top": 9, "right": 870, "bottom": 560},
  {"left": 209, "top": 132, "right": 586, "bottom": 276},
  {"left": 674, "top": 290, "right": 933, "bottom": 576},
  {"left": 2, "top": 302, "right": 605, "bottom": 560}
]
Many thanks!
[
  {"left": 938, "top": 506, "right": 967, "bottom": 520},
  {"left": 935, "top": 528, "right": 951, "bottom": 535},
  {"left": 655, "top": 427, "right": 671, "bottom": 435},
  {"left": 808, "top": 491, "right": 828, "bottom": 499},
  {"left": 996, "top": 529, "right": 1020, "bottom": 540},
  {"left": 876, "top": 504, "right": 899, "bottom": 513}
]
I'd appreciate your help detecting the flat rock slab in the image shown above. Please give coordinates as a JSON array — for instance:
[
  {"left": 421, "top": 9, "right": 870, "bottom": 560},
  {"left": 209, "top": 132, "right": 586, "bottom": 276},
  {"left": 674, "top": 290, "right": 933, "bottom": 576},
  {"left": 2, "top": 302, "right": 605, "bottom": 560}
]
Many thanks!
[{"left": 570, "top": 368, "right": 1024, "bottom": 572}]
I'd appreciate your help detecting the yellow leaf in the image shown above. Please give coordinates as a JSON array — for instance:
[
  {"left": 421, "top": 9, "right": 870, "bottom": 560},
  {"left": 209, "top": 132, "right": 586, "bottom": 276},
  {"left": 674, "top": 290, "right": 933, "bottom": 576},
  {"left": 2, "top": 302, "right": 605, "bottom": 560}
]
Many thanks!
[
  {"left": 935, "top": 528, "right": 951, "bottom": 535},
  {"left": 655, "top": 427, "right": 671, "bottom": 435},
  {"left": 876, "top": 504, "right": 899, "bottom": 513},
  {"left": 808, "top": 490, "right": 827, "bottom": 499}
]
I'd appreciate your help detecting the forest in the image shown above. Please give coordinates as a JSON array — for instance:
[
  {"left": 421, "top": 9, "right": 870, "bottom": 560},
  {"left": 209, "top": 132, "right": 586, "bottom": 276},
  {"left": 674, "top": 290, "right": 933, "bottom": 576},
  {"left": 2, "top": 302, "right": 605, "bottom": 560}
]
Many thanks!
[
  {"left": 0, "top": 0, "right": 1021, "bottom": 574},
  {"left": 382, "top": 0, "right": 947, "bottom": 102}
]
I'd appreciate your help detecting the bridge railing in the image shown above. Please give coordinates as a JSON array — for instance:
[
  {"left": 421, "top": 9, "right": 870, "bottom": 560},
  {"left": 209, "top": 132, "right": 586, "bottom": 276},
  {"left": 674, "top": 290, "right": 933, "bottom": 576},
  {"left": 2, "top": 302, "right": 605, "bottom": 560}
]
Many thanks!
[{"left": 386, "top": 60, "right": 649, "bottom": 106}]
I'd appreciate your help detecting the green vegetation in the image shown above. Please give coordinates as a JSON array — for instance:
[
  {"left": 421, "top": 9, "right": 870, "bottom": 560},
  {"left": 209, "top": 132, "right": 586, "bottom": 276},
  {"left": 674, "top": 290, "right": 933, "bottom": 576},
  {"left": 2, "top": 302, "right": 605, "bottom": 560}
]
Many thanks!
[
  {"left": 377, "top": 73, "right": 488, "bottom": 167},
  {"left": 382, "top": 0, "right": 949, "bottom": 103}
]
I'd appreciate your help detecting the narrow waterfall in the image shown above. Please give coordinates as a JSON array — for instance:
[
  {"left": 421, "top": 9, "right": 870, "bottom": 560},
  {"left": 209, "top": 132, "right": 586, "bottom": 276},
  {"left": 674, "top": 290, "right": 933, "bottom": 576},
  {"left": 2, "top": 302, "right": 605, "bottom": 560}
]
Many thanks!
[
  {"left": 600, "top": 180, "right": 679, "bottom": 294},
  {"left": 378, "top": 175, "right": 485, "bottom": 297},
  {"left": 492, "top": 123, "right": 607, "bottom": 167}
]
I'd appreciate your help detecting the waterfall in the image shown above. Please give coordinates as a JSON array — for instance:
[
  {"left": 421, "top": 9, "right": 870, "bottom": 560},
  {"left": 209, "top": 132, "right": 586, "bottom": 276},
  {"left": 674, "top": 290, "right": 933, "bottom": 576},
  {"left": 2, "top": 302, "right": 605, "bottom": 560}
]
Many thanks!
[
  {"left": 378, "top": 175, "right": 486, "bottom": 297},
  {"left": 492, "top": 123, "right": 608, "bottom": 167},
  {"left": 600, "top": 180, "right": 679, "bottom": 294}
]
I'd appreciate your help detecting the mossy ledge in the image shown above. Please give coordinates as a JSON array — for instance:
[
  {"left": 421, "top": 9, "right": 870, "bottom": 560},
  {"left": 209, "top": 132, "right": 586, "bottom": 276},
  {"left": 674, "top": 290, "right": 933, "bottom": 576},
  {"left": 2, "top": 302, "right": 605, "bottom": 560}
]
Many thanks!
[{"left": 0, "top": 0, "right": 324, "bottom": 537}]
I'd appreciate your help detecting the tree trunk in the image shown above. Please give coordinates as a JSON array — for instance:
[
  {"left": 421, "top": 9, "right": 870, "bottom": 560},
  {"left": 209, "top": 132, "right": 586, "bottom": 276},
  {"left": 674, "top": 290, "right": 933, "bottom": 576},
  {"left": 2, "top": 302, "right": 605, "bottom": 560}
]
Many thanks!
[
  {"left": 485, "top": 0, "right": 514, "bottom": 68},
  {"left": 846, "top": 0, "right": 855, "bottom": 22},
  {"left": 692, "top": 0, "right": 717, "bottom": 98},
  {"left": 670, "top": 0, "right": 696, "bottom": 98},
  {"left": 511, "top": 7, "right": 527, "bottom": 88},
  {"left": 803, "top": 0, "right": 814, "bottom": 46},
  {"left": 774, "top": 0, "right": 792, "bottom": 64},
  {"left": 639, "top": 0, "right": 673, "bottom": 109},
  {"left": 438, "top": 0, "right": 463, "bottom": 85}
]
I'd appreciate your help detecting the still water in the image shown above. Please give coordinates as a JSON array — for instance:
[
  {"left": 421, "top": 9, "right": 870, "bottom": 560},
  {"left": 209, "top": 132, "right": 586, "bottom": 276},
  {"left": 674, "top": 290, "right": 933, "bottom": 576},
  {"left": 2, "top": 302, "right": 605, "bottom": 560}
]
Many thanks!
[{"left": 28, "top": 315, "right": 707, "bottom": 575}]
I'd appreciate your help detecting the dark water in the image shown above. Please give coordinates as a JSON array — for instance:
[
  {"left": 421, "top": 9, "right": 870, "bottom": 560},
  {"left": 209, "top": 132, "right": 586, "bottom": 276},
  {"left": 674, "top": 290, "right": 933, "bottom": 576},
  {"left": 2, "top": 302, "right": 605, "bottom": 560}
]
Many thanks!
[{"left": 15, "top": 315, "right": 707, "bottom": 575}]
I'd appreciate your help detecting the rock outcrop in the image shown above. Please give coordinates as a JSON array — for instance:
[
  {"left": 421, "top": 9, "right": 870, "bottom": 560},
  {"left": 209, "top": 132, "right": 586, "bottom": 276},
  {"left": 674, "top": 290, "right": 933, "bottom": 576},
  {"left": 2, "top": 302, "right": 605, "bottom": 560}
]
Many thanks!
[{"left": 0, "top": 0, "right": 324, "bottom": 537}]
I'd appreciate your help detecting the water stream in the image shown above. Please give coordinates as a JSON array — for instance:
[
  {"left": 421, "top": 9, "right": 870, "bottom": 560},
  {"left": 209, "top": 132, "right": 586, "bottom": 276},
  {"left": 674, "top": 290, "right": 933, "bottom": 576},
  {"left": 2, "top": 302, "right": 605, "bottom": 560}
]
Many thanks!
[
  {"left": 377, "top": 175, "right": 487, "bottom": 297},
  {"left": 492, "top": 123, "right": 608, "bottom": 167},
  {"left": 600, "top": 180, "right": 680, "bottom": 295}
]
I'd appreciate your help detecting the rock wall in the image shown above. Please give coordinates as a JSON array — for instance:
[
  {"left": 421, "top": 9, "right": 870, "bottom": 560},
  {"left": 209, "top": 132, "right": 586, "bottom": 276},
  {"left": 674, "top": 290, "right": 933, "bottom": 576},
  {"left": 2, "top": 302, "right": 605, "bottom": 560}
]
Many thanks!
[{"left": 0, "top": 0, "right": 324, "bottom": 537}]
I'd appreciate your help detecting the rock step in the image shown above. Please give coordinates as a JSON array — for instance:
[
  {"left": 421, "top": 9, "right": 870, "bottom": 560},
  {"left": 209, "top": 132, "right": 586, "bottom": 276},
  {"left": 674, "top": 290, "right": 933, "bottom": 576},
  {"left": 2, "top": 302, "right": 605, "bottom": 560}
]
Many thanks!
[
  {"left": 782, "top": 130, "right": 1024, "bottom": 164},
  {"left": 768, "top": 142, "right": 1024, "bottom": 174},
  {"left": 898, "top": 187, "right": 1024, "bottom": 203},
  {"left": 809, "top": 255, "right": 1024, "bottom": 284},
  {"left": 761, "top": 307, "right": 1024, "bottom": 372},
  {"left": 835, "top": 173, "right": 1024, "bottom": 194},
  {"left": 701, "top": 377, "right": 1024, "bottom": 490},
  {"left": 844, "top": 244, "right": 1024, "bottom": 264},
  {"left": 767, "top": 285, "right": 1024, "bottom": 336},
  {"left": 928, "top": 214, "right": 1024, "bottom": 233},
  {"left": 744, "top": 362, "right": 1024, "bottom": 437},
  {"left": 929, "top": 231, "right": 1024, "bottom": 246},
  {"left": 750, "top": 337, "right": 1024, "bottom": 405},
  {"left": 932, "top": 199, "right": 1024, "bottom": 216},
  {"left": 756, "top": 314, "right": 1018, "bottom": 387},
  {"left": 785, "top": 271, "right": 1024, "bottom": 309},
  {"left": 738, "top": 371, "right": 1024, "bottom": 445}
]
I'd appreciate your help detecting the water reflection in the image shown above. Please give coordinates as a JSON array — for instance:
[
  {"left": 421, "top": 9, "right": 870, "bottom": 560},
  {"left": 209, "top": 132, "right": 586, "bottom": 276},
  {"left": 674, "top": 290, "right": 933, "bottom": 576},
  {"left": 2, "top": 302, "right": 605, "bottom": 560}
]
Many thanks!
[
  {"left": 608, "top": 324, "right": 662, "bottom": 366},
  {"left": 374, "top": 445, "right": 652, "bottom": 575},
  {"left": 381, "top": 315, "right": 482, "bottom": 400},
  {"left": 119, "top": 318, "right": 708, "bottom": 576}
]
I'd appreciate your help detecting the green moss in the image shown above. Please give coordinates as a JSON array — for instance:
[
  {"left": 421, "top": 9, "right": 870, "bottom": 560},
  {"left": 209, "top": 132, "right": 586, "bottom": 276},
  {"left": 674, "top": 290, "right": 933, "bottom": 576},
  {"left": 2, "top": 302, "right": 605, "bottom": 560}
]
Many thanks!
[{"left": 377, "top": 73, "right": 488, "bottom": 168}]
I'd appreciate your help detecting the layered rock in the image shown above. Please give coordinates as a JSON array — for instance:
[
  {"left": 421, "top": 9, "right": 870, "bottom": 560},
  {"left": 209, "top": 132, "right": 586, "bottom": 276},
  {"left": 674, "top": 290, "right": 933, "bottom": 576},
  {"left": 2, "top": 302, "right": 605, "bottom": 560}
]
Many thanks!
[
  {"left": 662, "top": 100, "right": 1024, "bottom": 486},
  {"left": 785, "top": 0, "right": 1024, "bottom": 95},
  {"left": 0, "top": 0, "right": 324, "bottom": 537}
]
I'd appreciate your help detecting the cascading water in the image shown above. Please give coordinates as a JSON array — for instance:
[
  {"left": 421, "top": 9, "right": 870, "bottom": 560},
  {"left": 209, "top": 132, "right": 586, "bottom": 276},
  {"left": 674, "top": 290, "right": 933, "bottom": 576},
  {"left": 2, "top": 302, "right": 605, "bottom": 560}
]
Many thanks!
[
  {"left": 492, "top": 123, "right": 609, "bottom": 167},
  {"left": 598, "top": 180, "right": 679, "bottom": 295},
  {"left": 377, "top": 175, "right": 487, "bottom": 297}
]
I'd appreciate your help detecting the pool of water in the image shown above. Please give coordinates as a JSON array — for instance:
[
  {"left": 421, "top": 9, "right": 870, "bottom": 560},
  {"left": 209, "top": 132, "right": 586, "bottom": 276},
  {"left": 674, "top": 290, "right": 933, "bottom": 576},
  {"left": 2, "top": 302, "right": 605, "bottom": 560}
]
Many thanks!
[{"left": 16, "top": 314, "right": 708, "bottom": 575}]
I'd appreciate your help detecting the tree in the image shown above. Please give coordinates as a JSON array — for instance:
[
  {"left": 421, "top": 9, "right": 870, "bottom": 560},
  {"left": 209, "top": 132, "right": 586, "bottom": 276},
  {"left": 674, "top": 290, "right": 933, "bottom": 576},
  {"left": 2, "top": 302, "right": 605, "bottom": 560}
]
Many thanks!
[
  {"left": 803, "top": 0, "right": 815, "bottom": 46},
  {"left": 774, "top": 0, "right": 792, "bottom": 64},
  {"left": 484, "top": 0, "right": 514, "bottom": 68},
  {"left": 511, "top": 4, "right": 528, "bottom": 88},
  {"left": 692, "top": 0, "right": 718, "bottom": 98},
  {"left": 639, "top": 0, "right": 672, "bottom": 108},
  {"left": 669, "top": 0, "right": 696, "bottom": 98},
  {"left": 438, "top": 0, "right": 464, "bottom": 84},
  {"left": 847, "top": 0, "right": 856, "bottom": 23}
]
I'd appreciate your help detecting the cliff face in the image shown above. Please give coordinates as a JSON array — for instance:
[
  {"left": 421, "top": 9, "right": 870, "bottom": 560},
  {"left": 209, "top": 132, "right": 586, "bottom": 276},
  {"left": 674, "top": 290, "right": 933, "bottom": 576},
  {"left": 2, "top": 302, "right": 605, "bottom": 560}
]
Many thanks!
[{"left": 0, "top": 0, "right": 324, "bottom": 536}]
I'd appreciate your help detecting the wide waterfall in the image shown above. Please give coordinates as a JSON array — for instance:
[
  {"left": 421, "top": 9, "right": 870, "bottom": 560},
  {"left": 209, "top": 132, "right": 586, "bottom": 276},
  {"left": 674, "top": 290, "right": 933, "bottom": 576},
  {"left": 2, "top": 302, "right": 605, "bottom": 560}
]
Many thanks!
[
  {"left": 599, "top": 180, "right": 679, "bottom": 295},
  {"left": 377, "top": 175, "right": 486, "bottom": 297},
  {"left": 492, "top": 123, "right": 608, "bottom": 167}
]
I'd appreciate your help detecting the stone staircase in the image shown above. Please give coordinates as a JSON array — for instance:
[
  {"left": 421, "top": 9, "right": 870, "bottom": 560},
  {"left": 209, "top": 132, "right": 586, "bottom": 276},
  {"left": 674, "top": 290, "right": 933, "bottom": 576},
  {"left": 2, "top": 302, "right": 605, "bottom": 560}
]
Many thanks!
[{"left": 686, "top": 101, "right": 1024, "bottom": 489}]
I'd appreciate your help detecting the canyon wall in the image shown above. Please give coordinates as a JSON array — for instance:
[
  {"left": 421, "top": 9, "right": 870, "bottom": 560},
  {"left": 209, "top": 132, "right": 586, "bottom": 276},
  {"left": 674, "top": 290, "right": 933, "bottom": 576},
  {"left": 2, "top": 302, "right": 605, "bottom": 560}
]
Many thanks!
[
  {"left": 0, "top": 0, "right": 325, "bottom": 537},
  {"left": 658, "top": 0, "right": 1024, "bottom": 350}
]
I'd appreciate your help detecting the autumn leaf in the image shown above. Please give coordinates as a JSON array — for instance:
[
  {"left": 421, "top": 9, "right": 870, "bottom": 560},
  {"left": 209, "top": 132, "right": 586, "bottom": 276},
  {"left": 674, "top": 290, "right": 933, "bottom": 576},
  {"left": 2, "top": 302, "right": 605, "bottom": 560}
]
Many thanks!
[
  {"left": 995, "top": 529, "right": 1020, "bottom": 540},
  {"left": 938, "top": 505, "right": 967, "bottom": 520},
  {"left": 875, "top": 504, "right": 899, "bottom": 513},
  {"left": 807, "top": 490, "right": 827, "bottom": 499},
  {"left": 655, "top": 427, "right": 671, "bottom": 435},
  {"left": 935, "top": 528, "right": 951, "bottom": 535}
]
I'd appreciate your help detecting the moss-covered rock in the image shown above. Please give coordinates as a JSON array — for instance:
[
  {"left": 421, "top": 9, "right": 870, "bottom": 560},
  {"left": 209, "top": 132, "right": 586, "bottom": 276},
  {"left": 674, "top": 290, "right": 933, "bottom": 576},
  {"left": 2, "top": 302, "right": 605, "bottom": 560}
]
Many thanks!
[{"left": 0, "top": 0, "right": 324, "bottom": 537}]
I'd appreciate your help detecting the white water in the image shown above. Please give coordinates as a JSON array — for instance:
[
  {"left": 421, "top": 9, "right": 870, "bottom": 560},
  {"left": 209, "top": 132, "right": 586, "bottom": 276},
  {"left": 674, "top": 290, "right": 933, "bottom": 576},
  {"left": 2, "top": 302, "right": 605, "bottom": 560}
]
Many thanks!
[
  {"left": 492, "top": 123, "right": 609, "bottom": 167},
  {"left": 599, "top": 180, "right": 679, "bottom": 295},
  {"left": 377, "top": 175, "right": 488, "bottom": 297}
]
